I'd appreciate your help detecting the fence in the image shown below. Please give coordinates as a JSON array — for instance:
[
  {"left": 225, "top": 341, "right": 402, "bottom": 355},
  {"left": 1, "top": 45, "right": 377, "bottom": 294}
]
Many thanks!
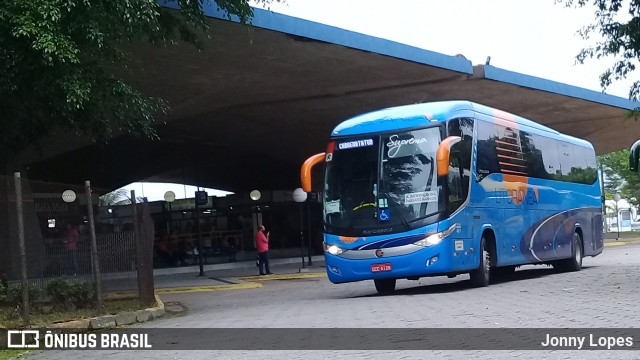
[{"left": 0, "top": 174, "right": 155, "bottom": 323}]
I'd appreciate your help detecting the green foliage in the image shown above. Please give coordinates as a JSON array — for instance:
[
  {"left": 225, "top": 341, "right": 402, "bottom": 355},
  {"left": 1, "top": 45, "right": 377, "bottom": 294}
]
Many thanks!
[
  {"left": 599, "top": 149, "right": 640, "bottom": 207},
  {"left": 45, "top": 278, "right": 72, "bottom": 309},
  {"left": 68, "top": 281, "right": 96, "bottom": 308},
  {"left": 6, "top": 283, "right": 41, "bottom": 309},
  {"left": 0, "top": 282, "right": 6, "bottom": 303},
  {"left": 558, "top": 0, "right": 640, "bottom": 110},
  {"left": 99, "top": 188, "right": 132, "bottom": 206},
  {"left": 46, "top": 279, "right": 95, "bottom": 309},
  {"left": 0, "top": 0, "right": 280, "bottom": 159}
]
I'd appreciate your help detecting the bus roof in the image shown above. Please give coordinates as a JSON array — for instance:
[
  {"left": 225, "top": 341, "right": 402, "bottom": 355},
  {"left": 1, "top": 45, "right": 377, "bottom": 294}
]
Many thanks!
[{"left": 330, "top": 100, "right": 593, "bottom": 148}]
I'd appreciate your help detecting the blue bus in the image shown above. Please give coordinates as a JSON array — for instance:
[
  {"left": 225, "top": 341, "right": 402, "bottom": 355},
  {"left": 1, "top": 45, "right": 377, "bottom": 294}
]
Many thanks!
[{"left": 301, "top": 101, "right": 603, "bottom": 294}]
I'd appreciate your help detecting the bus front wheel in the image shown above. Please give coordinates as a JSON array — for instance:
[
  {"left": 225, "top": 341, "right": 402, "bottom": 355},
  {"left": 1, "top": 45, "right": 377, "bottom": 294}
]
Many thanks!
[
  {"left": 374, "top": 278, "right": 396, "bottom": 294},
  {"left": 469, "top": 237, "right": 490, "bottom": 287}
]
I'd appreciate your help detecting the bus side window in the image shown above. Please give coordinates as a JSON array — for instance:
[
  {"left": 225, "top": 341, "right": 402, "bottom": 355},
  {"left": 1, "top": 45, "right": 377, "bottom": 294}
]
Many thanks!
[{"left": 475, "top": 120, "right": 499, "bottom": 181}]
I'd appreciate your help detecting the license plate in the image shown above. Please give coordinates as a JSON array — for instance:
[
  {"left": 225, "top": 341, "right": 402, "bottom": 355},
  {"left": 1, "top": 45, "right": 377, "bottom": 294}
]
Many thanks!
[{"left": 371, "top": 263, "right": 392, "bottom": 272}]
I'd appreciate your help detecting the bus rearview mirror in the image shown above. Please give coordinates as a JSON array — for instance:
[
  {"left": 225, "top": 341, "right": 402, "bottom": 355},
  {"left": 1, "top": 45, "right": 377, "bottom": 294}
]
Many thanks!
[
  {"left": 630, "top": 140, "right": 640, "bottom": 172},
  {"left": 436, "top": 136, "right": 462, "bottom": 177},
  {"left": 301, "top": 152, "right": 326, "bottom": 192}
]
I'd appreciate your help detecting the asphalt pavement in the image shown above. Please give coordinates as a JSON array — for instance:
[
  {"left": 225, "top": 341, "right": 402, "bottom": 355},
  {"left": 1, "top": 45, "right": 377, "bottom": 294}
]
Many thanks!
[
  {"left": 20, "top": 241, "right": 640, "bottom": 360},
  {"left": 147, "top": 237, "right": 640, "bottom": 293}
]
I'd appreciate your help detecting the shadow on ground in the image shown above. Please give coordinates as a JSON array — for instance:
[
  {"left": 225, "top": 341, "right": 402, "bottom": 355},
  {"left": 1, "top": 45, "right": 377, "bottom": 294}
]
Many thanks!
[{"left": 346, "top": 265, "right": 596, "bottom": 298}]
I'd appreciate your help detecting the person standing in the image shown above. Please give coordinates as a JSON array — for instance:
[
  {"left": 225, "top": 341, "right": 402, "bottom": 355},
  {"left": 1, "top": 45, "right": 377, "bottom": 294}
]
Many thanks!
[
  {"left": 63, "top": 223, "right": 79, "bottom": 275},
  {"left": 256, "top": 225, "right": 273, "bottom": 275}
]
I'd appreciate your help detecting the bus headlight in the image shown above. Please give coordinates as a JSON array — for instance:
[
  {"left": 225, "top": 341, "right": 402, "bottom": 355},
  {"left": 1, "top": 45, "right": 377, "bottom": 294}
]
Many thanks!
[
  {"left": 323, "top": 243, "right": 344, "bottom": 255},
  {"left": 414, "top": 224, "right": 457, "bottom": 247}
]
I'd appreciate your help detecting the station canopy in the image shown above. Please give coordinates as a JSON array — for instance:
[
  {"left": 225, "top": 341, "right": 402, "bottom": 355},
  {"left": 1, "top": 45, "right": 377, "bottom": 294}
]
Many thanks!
[{"left": 24, "top": 4, "right": 640, "bottom": 192}]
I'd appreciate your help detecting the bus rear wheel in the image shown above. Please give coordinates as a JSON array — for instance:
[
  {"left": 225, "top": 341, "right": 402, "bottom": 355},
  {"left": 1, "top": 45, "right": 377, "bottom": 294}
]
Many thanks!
[
  {"left": 374, "top": 278, "right": 396, "bottom": 294},
  {"left": 555, "top": 232, "right": 583, "bottom": 272},
  {"left": 469, "top": 237, "right": 490, "bottom": 287}
]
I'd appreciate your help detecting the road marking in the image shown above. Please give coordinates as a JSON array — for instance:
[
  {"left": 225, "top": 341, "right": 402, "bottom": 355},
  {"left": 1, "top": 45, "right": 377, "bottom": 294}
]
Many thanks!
[
  {"left": 155, "top": 282, "right": 262, "bottom": 294},
  {"left": 238, "top": 273, "right": 327, "bottom": 281},
  {"left": 605, "top": 242, "right": 627, "bottom": 247}
]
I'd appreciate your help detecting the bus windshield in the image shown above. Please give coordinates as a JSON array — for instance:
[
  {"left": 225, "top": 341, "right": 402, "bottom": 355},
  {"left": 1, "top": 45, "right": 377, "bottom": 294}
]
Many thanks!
[{"left": 324, "top": 126, "right": 444, "bottom": 235}]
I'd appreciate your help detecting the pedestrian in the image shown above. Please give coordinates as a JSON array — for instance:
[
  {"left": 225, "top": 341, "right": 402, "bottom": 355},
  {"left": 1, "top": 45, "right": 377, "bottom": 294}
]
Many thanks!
[
  {"left": 63, "top": 223, "right": 79, "bottom": 275},
  {"left": 156, "top": 235, "right": 174, "bottom": 266},
  {"left": 256, "top": 225, "right": 273, "bottom": 275}
]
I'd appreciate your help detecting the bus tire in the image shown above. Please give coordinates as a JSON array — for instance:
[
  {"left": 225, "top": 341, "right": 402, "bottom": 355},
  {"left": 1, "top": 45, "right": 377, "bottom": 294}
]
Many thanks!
[
  {"left": 469, "top": 237, "right": 490, "bottom": 287},
  {"left": 556, "top": 232, "right": 583, "bottom": 272},
  {"left": 374, "top": 278, "right": 396, "bottom": 294}
]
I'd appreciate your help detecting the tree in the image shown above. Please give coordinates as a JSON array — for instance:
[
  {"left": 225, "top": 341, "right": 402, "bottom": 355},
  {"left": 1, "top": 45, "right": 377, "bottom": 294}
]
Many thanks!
[
  {"left": 0, "top": 0, "right": 279, "bottom": 167},
  {"left": 599, "top": 148, "right": 640, "bottom": 206},
  {"left": 98, "top": 188, "right": 144, "bottom": 206},
  {"left": 559, "top": 0, "right": 640, "bottom": 113}
]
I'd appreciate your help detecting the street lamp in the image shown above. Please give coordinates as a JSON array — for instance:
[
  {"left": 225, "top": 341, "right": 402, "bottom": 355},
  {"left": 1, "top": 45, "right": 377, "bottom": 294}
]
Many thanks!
[
  {"left": 250, "top": 190, "right": 262, "bottom": 202},
  {"left": 614, "top": 193, "right": 621, "bottom": 240},
  {"left": 62, "top": 190, "right": 77, "bottom": 203},
  {"left": 164, "top": 191, "right": 175, "bottom": 236},
  {"left": 194, "top": 190, "right": 208, "bottom": 276},
  {"left": 250, "top": 190, "right": 261, "bottom": 247},
  {"left": 293, "top": 188, "right": 307, "bottom": 268}
]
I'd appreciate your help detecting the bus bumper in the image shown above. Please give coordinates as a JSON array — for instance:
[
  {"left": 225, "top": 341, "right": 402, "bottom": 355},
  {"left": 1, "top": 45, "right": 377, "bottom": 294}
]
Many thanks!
[{"left": 324, "top": 241, "right": 476, "bottom": 284}]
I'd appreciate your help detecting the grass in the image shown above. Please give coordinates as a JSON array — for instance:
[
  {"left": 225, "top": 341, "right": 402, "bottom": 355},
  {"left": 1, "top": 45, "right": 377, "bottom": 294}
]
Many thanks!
[
  {"left": 0, "top": 350, "right": 30, "bottom": 360},
  {"left": 0, "top": 298, "right": 149, "bottom": 328},
  {"left": 0, "top": 297, "right": 157, "bottom": 359}
]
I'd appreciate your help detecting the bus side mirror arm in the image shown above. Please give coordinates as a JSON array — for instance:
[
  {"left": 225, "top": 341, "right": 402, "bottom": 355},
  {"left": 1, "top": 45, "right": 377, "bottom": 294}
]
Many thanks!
[
  {"left": 436, "top": 136, "right": 462, "bottom": 177},
  {"left": 630, "top": 140, "right": 640, "bottom": 172},
  {"left": 301, "top": 153, "right": 326, "bottom": 192}
]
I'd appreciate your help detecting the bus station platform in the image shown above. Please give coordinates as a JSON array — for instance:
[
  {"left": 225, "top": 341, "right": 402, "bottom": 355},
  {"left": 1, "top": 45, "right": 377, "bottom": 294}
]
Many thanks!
[{"left": 151, "top": 255, "right": 327, "bottom": 294}]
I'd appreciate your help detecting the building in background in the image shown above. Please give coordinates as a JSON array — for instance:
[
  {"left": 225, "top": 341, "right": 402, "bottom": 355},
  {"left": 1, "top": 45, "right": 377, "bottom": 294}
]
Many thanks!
[{"left": 604, "top": 198, "right": 638, "bottom": 232}]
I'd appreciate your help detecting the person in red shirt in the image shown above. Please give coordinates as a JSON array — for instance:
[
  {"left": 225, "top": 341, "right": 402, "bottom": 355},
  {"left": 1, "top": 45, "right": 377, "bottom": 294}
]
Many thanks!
[
  {"left": 64, "top": 224, "right": 79, "bottom": 275},
  {"left": 256, "top": 225, "right": 273, "bottom": 275}
]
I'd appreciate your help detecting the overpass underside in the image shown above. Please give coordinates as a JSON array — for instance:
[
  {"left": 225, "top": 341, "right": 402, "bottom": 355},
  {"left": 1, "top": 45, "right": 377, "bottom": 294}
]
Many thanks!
[{"left": 23, "top": 7, "right": 640, "bottom": 193}]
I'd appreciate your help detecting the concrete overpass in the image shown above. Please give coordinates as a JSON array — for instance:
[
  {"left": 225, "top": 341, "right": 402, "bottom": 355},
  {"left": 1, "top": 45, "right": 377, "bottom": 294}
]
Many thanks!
[{"left": 23, "top": 3, "right": 640, "bottom": 193}]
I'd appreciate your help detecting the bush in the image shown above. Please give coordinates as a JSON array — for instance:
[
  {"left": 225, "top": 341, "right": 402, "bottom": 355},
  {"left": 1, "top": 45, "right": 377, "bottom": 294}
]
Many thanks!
[
  {"left": 45, "top": 279, "right": 96, "bottom": 309},
  {"left": 0, "top": 282, "right": 6, "bottom": 303},
  {"left": 7, "top": 283, "right": 41, "bottom": 309},
  {"left": 68, "top": 281, "right": 95, "bottom": 309},
  {"left": 46, "top": 278, "right": 73, "bottom": 310}
]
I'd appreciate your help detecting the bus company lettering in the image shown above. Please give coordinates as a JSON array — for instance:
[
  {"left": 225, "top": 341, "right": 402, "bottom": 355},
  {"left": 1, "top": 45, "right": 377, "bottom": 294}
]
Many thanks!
[
  {"left": 495, "top": 187, "right": 539, "bottom": 205},
  {"left": 338, "top": 139, "right": 373, "bottom": 150},
  {"left": 362, "top": 227, "right": 393, "bottom": 235},
  {"left": 386, "top": 135, "right": 428, "bottom": 157}
]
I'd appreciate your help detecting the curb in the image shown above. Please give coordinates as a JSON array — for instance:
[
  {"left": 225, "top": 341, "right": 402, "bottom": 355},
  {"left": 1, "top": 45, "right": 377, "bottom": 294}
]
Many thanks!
[
  {"left": 153, "top": 255, "right": 325, "bottom": 276},
  {"left": 154, "top": 282, "right": 262, "bottom": 294},
  {"left": 605, "top": 242, "right": 627, "bottom": 247},
  {"left": 604, "top": 239, "right": 640, "bottom": 247},
  {"left": 42, "top": 294, "right": 166, "bottom": 331},
  {"left": 237, "top": 272, "right": 326, "bottom": 282}
]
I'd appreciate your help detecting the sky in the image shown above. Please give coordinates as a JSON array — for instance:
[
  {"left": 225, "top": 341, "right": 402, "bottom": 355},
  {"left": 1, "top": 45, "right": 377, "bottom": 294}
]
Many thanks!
[
  {"left": 252, "top": 0, "right": 635, "bottom": 98},
  {"left": 126, "top": 0, "right": 637, "bottom": 201},
  {"left": 122, "top": 182, "right": 232, "bottom": 201}
]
